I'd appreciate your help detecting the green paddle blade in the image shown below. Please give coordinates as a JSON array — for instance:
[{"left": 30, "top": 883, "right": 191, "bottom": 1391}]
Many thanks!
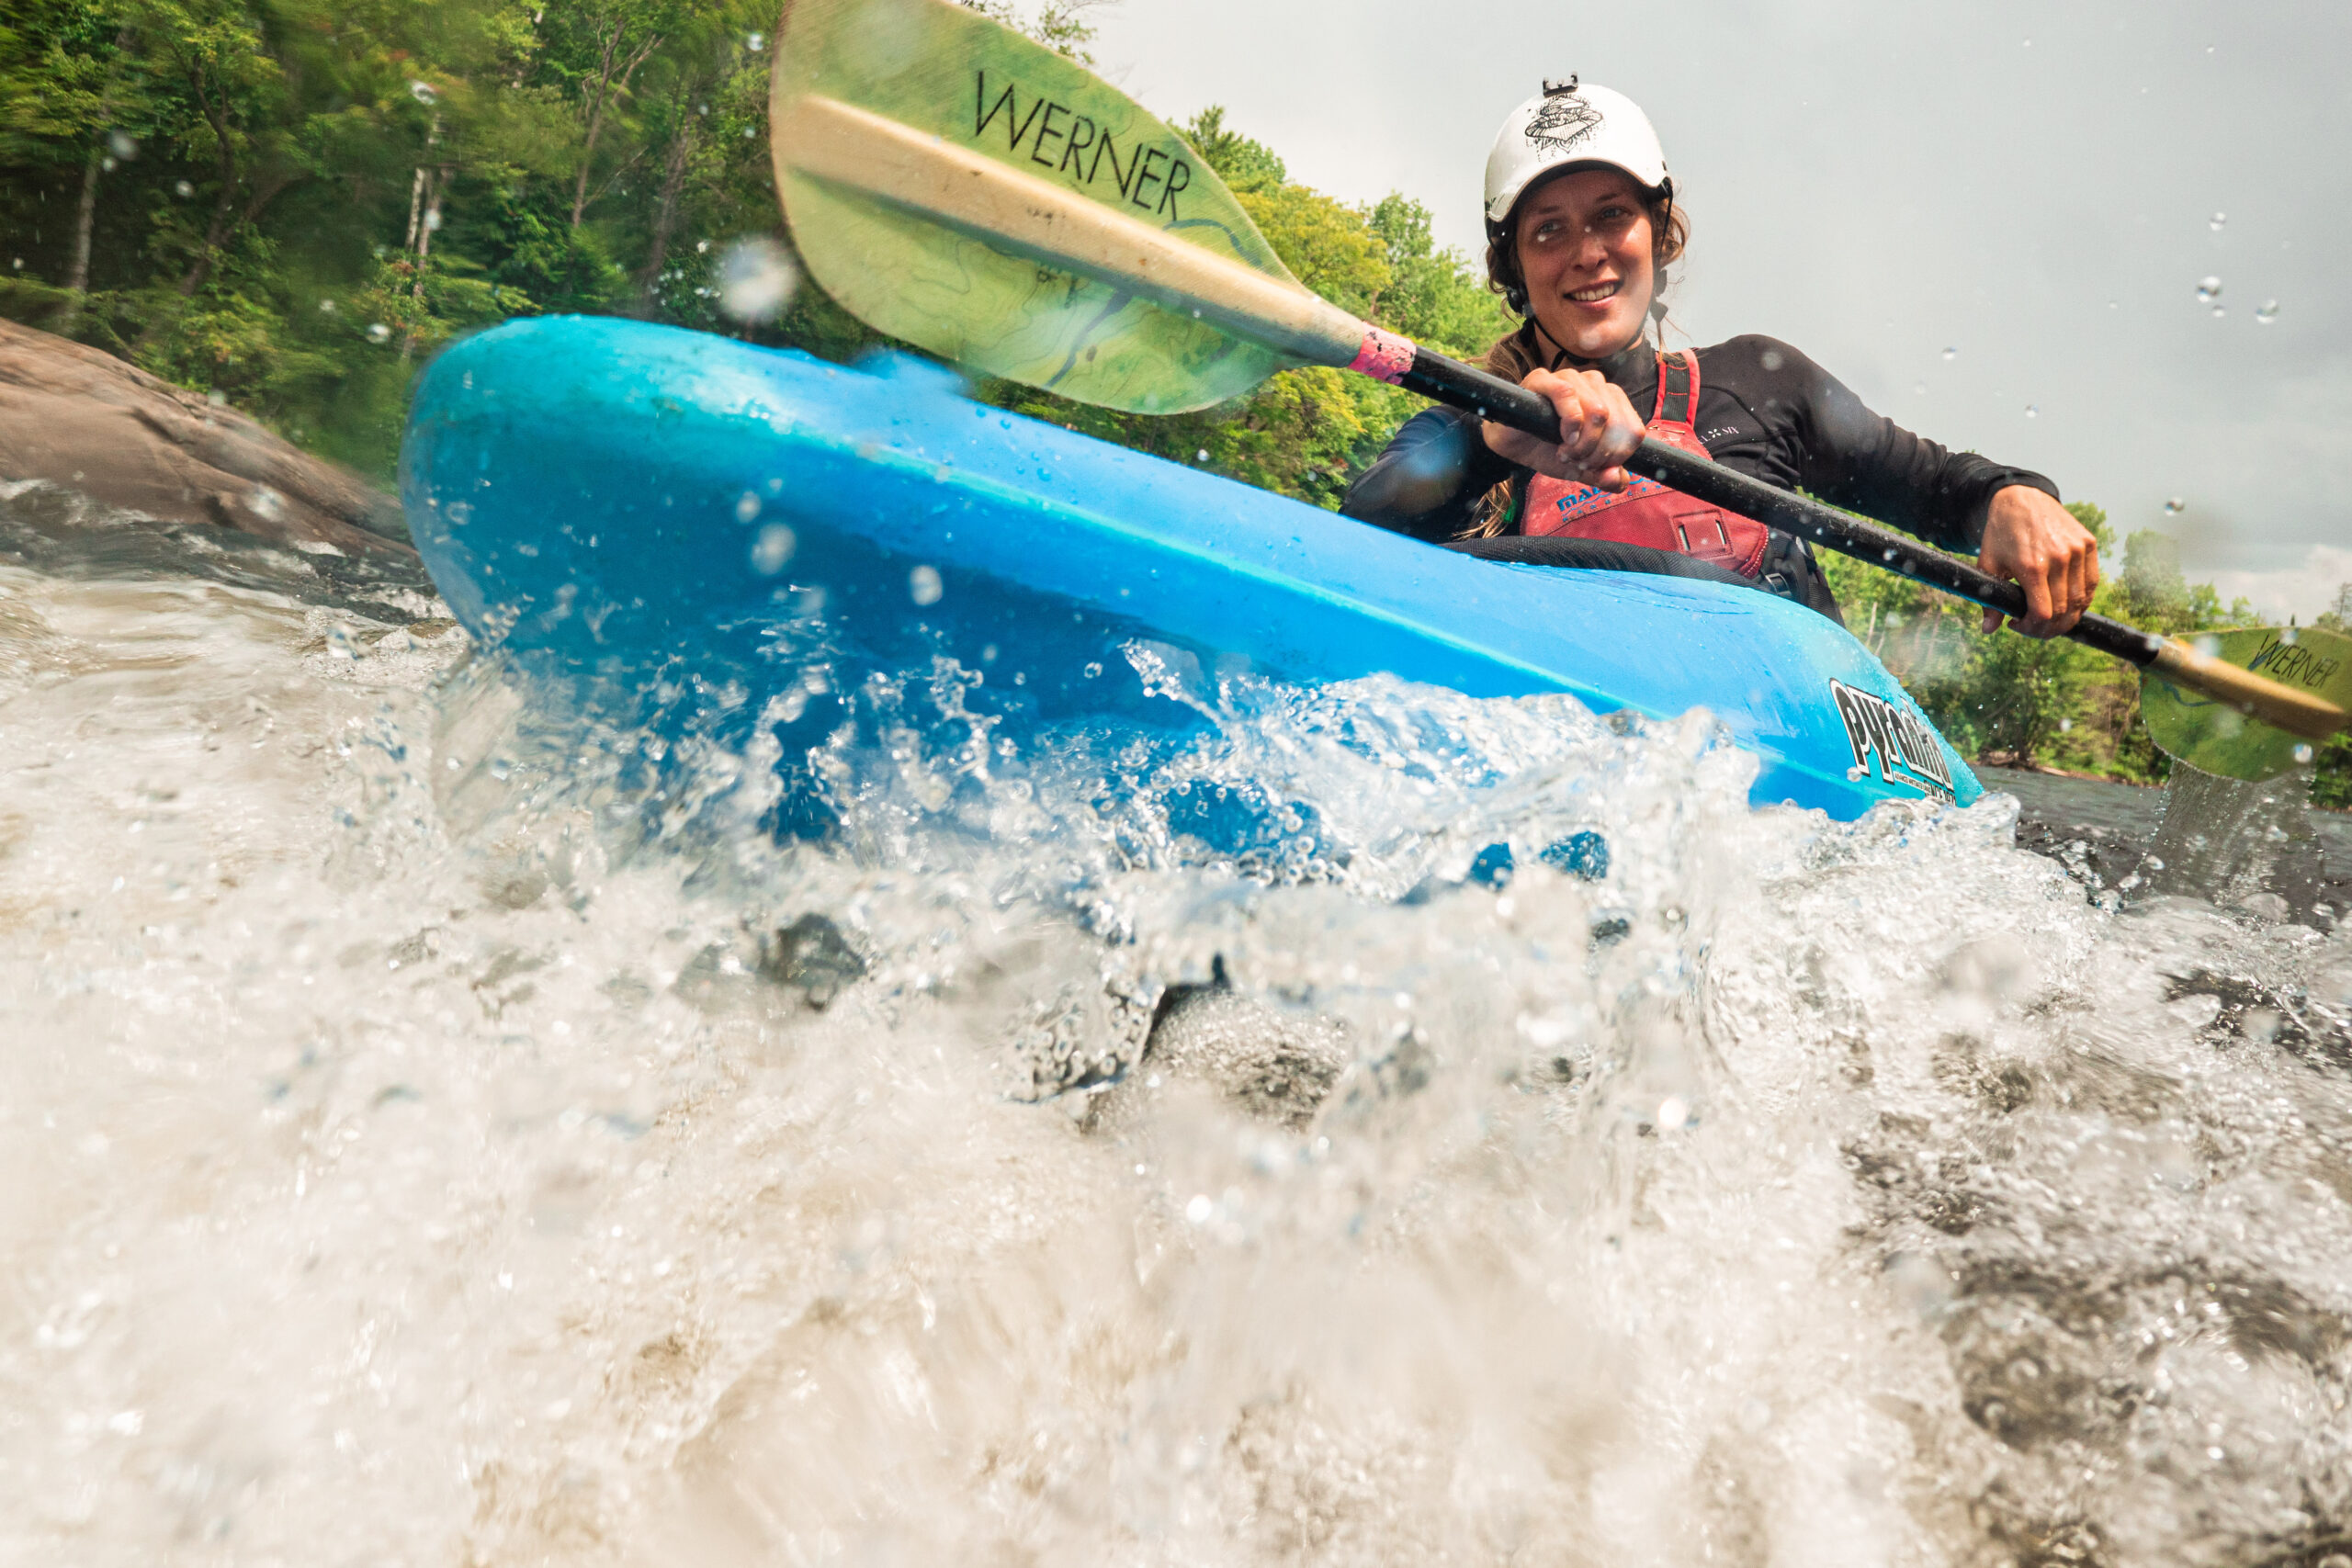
[
  {"left": 2142, "top": 625, "right": 2352, "bottom": 781},
  {"left": 771, "top": 0, "right": 1298, "bottom": 412}
]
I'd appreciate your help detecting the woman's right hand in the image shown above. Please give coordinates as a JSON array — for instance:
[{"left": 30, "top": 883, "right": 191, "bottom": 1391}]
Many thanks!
[{"left": 1482, "top": 367, "right": 1645, "bottom": 492}]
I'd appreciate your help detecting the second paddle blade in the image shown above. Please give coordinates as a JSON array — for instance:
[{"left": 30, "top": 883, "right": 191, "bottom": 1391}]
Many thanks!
[
  {"left": 770, "top": 0, "right": 1296, "bottom": 412},
  {"left": 2141, "top": 625, "right": 2351, "bottom": 782}
]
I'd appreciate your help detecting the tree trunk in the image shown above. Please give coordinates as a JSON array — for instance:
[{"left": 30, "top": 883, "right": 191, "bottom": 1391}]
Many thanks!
[
  {"left": 61, "top": 147, "right": 102, "bottom": 327},
  {"left": 62, "top": 26, "right": 137, "bottom": 326},
  {"left": 404, "top": 165, "right": 427, "bottom": 253},
  {"left": 175, "top": 171, "right": 298, "bottom": 299},
  {"left": 637, "top": 121, "right": 695, "bottom": 310},
  {"left": 569, "top": 24, "right": 662, "bottom": 228}
]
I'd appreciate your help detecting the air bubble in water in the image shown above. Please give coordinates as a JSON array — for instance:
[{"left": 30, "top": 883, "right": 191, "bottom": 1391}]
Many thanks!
[
  {"left": 2164, "top": 497, "right": 2185, "bottom": 514},
  {"left": 909, "top": 565, "right": 944, "bottom": 606},
  {"left": 750, "top": 524, "right": 796, "bottom": 575},
  {"left": 2196, "top": 276, "right": 2222, "bottom": 303},
  {"left": 735, "top": 491, "right": 761, "bottom": 524},
  {"left": 718, "top": 238, "right": 798, "bottom": 323},
  {"left": 2256, "top": 299, "right": 2279, "bottom": 323},
  {"left": 367, "top": 322, "right": 391, "bottom": 344},
  {"left": 2210, "top": 211, "right": 2226, "bottom": 231}
]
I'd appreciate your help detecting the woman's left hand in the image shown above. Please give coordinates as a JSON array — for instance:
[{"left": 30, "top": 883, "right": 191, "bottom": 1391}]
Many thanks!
[{"left": 1977, "top": 486, "right": 2101, "bottom": 637}]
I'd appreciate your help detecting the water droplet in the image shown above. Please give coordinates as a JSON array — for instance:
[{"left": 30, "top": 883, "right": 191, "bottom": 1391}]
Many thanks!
[
  {"left": 1184, "top": 1194, "right": 1214, "bottom": 1224},
  {"left": 2211, "top": 305, "right": 2225, "bottom": 318},
  {"left": 1759, "top": 349, "right": 1785, "bottom": 371},
  {"left": 750, "top": 523, "right": 796, "bottom": 574},
  {"left": 1941, "top": 346, "right": 1957, "bottom": 361},
  {"left": 734, "top": 491, "right": 761, "bottom": 524},
  {"left": 1657, "top": 1096, "right": 1691, "bottom": 1129},
  {"left": 99, "top": 156, "right": 115, "bottom": 172},
  {"left": 1082, "top": 660, "right": 1103, "bottom": 679},
  {"left": 909, "top": 564, "right": 944, "bottom": 606},
  {"left": 2256, "top": 299, "right": 2279, "bottom": 323},
  {"left": 248, "top": 486, "right": 285, "bottom": 521},
  {"left": 717, "top": 238, "right": 798, "bottom": 323},
  {"left": 1195, "top": 449, "right": 1209, "bottom": 463},
  {"left": 107, "top": 130, "right": 137, "bottom": 160},
  {"left": 2294, "top": 744, "right": 2315, "bottom": 765},
  {"left": 2023, "top": 403, "right": 2039, "bottom": 418},
  {"left": 409, "top": 79, "right": 438, "bottom": 105},
  {"left": 318, "top": 299, "right": 337, "bottom": 314},
  {"left": 745, "top": 30, "right": 764, "bottom": 50},
  {"left": 423, "top": 208, "right": 442, "bottom": 232},
  {"left": 2195, "top": 276, "right": 2222, "bottom": 303},
  {"left": 2209, "top": 210, "right": 2226, "bottom": 231},
  {"left": 2163, "top": 497, "right": 2185, "bottom": 514},
  {"left": 169, "top": 178, "right": 190, "bottom": 198},
  {"left": 695, "top": 238, "right": 710, "bottom": 254},
  {"left": 367, "top": 322, "right": 391, "bottom": 344}
]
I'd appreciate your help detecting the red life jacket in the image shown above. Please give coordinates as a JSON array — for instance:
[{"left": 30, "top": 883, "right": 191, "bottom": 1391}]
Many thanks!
[{"left": 1522, "top": 349, "right": 1771, "bottom": 578}]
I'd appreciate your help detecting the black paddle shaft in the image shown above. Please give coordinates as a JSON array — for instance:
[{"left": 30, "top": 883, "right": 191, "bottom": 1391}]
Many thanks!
[{"left": 1396, "top": 344, "right": 2164, "bottom": 669}]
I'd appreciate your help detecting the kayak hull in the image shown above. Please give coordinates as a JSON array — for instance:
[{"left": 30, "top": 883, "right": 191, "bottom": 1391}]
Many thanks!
[{"left": 400, "top": 317, "right": 1979, "bottom": 820}]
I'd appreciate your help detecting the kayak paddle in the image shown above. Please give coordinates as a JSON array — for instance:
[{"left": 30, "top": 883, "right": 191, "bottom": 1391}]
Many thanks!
[
  {"left": 766, "top": 0, "right": 2349, "bottom": 755},
  {"left": 2141, "top": 625, "right": 2350, "bottom": 782}
]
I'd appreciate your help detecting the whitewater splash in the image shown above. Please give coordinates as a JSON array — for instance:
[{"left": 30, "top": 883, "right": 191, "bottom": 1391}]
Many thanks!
[{"left": 3, "top": 485, "right": 2349, "bottom": 1568}]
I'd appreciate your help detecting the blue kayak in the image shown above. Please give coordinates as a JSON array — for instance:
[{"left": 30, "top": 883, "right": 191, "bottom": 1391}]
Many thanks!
[{"left": 400, "top": 317, "right": 1978, "bottom": 821}]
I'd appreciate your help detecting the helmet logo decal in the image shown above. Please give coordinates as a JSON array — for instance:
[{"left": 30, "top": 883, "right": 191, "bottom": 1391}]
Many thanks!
[{"left": 1524, "top": 91, "right": 1602, "bottom": 156}]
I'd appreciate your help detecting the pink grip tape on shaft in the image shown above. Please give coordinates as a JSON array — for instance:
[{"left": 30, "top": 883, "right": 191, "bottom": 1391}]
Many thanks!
[{"left": 1348, "top": 326, "right": 1415, "bottom": 385}]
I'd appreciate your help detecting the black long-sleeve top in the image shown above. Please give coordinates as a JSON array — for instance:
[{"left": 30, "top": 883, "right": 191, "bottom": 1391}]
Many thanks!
[{"left": 1341, "top": 332, "right": 2060, "bottom": 615}]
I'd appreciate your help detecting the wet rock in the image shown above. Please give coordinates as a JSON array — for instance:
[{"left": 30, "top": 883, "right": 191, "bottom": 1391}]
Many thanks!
[
  {"left": 756, "top": 913, "right": 866, "bottom": 1010},
  {"left": 0, "top": 317, "right": 411, "bottom": 556},
  {"left": 1096, "top": 973, "right": 1351, "bottom": 1132}
]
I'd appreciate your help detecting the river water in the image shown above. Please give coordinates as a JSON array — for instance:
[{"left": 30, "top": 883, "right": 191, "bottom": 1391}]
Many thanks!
[{"left": 4, "top": 480, "right": 2351, "bottom": 1568}]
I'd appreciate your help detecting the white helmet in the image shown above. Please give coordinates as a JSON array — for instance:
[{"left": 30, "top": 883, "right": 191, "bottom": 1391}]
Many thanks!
[{"left": 1483, "top": 77, "right": 1669, "bottom": 231}]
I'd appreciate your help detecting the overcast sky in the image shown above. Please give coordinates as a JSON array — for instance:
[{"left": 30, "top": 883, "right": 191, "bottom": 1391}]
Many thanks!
[{"left": 1084, "top": 0, "right": 2351, "bottom": 617}]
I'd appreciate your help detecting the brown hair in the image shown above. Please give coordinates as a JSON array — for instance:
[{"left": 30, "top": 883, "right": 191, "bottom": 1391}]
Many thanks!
[{"left": 1463, "top": 180, "right": 1690, "bottom": 535}]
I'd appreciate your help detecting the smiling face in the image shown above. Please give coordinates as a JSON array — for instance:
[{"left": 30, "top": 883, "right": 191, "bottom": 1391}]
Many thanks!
[{"left": 1512, "top": 167, "right": 1657, "bottom": 362}]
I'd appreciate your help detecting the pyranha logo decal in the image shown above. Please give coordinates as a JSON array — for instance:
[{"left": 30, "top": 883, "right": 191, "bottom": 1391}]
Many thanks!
[
  {"left": 1830, "top": 680, "right": 1955, "bottom": 800},
  {"left": 1524, "top": 92, "right": 1602, "bottom": 155}
]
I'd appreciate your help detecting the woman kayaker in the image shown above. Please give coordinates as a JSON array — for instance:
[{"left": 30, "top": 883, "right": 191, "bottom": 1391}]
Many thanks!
[{"left": 1341, "top": 79, "right": 2100, "bottom": 635}]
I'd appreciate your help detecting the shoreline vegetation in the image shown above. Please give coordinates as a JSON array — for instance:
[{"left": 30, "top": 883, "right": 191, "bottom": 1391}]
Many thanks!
[{"left": 4, "top": 0, "right": 2345, "bottom": 804}]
